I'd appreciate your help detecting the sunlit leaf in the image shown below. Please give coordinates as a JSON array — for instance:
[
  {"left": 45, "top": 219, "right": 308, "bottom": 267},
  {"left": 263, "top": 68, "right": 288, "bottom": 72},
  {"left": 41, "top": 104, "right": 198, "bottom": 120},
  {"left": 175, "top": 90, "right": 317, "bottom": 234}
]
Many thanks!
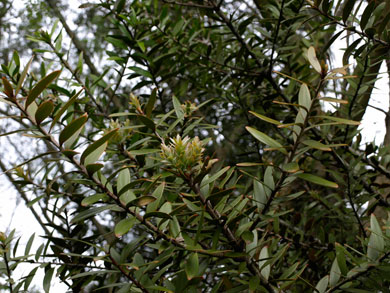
[
  {"left": 246, "top": 126, "right": 287, "bottom": 154},
  {"left": 80, "top": 129, "right": 118, "bottom": 164},
  {"left": 296, "top": 173, "right": 338, "bottom": 188},
  {"left": 59, "top": 113, "right": 88, "bottom": 146},
  {"left": 115, "top": 217, "right": 136, "bottom": 237}
]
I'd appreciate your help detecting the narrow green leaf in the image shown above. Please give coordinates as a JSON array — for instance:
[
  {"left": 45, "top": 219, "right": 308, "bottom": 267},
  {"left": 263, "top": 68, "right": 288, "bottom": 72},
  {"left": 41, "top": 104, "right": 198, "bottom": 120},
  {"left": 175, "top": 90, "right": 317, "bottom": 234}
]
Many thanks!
[
  {"left": 128, "top": 149, "right": 160, "bottom": 156},
  {"left": 25, "top": 233, "right": 35, "bottom": 255},
  {"left": 249, "top": 111, "right": 281, "bottom": 125},
  {"left": 26, "top": 70, "right": 61, "bottom": 109},
  {"left": 145, "top": 88, "right": 157, "bottom": 117},
  {"left": 302, "top": 140, "right": 331, "bottom": 151},
  {"left": 201, "top": 166, "right": 230, "bottom": 187},
  {"left": 15, "top": 56, "right": 33, "bottom": 96},
  {"left": 81, "top": 193, "right": 108, "bottom": 207},
  {"left": 185, "top": 253, "right": 199, "bottom": 280},
  {"left": 246, "top": 126, "right": 287, "bottom": 154},
  {"left": 137, "top": 114, "right": 155, "bottom": 130},
  {"left": 172, "top": 95, "right": 184, "bottom": 121},
  {"left": 335, "top": 243, "right": 348, "bottom": 276},
  {"left": 50, "top": 89, "right": 83, "bottom": 131},
  {"left": 307, "top": 47, "right": 321, "bottom": 74},
  {"left": 24, "top": 267, "right": 38, "bottom": 291},
  {"left": 35, "top": 100, "right": 54, "bottom": 125},
  {"left": 319, "top": 97, "right": 348, "bottom": 104},
  {"left": 71, "top": 204, "right": 118, "bottom": 223},
  {"left": 342, "top": 0, "right": 356, "bottom": 23},
  {"left": 59, "top": 113, "right": 88, "bottom": 146},
  {"left": 296, "top": 173, "right": 338, "bottom": 188},
  {"left": 43, "top": 267, "right": 55, "bottom": 293},
  {"left": 318, "top": 116, "right": 360, "bottom": 125},
  {"left": 144, "top": 211, "right": 172, "bottom": 220},
  {"left": 80, "top": 129, "right": 118, "bottom": 164},
  {"left": 360, "top": 1, "right": 376, "bottom": 30},
  {"left": 115, "top": 217, "right": 136, "bottom": 237},
  {"left": 129, "top": 66, "right": 152, "bottom": 79},
  {"left": 298, "top": 83, "right": 311, "bottom": 110}
]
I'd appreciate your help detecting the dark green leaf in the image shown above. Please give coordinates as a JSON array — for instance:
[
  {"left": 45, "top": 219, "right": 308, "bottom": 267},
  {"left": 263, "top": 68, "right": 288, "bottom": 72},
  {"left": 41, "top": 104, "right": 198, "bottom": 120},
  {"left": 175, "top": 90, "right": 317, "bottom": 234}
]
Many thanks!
[
  {"left": 80, "top": 129, "right": 119, "bottom": 164},
  {"left": 26, "top": 70, "right": 61, "bottom": 109},
  {"left": 35, "top": 100, "right": 54, "bottom": 125},
  {"left": 59, "top": 113, "right": 88, "bottom": 146}
]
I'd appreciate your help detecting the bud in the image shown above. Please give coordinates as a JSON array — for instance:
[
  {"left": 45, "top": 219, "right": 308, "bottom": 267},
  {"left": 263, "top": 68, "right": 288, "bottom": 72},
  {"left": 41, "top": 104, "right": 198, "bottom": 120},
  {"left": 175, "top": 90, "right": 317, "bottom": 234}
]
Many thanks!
[
  {"left": 0, "top": 232, "right": 6, "bottom": 243},
  {"left": 161, "top": 135, "right": 205, "bottom": 173}
]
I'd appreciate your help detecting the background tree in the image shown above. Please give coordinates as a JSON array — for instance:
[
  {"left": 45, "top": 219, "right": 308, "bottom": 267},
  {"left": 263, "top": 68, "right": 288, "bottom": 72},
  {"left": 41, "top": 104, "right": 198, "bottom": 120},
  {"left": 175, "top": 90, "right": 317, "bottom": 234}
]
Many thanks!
[{"left": 1, "top": 0, "right": 390, "bottom": 292}]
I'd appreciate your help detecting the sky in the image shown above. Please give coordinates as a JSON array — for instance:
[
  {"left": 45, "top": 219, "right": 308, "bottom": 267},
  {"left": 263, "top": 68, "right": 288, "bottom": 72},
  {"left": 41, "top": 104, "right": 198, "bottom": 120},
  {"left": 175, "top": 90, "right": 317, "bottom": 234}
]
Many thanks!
[{"left": 0, "top": 1, "right": 389, "bottom": 291}]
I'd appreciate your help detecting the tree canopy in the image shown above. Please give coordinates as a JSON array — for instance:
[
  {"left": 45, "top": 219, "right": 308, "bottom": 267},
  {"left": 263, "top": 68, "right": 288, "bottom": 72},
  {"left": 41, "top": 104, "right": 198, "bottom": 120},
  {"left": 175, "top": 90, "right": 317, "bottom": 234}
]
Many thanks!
[{"left": 1, "top": 0, "right": 390, "bottom": 292}]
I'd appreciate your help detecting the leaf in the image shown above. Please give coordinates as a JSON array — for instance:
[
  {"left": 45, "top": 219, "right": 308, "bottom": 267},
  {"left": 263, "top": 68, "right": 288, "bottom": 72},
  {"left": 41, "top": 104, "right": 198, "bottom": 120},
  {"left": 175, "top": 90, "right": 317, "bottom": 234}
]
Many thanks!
[
  {"left": 342, "top": 0, "right": 356, "bottom": 23},
  {"left": 318, "top": 116, "right": 360, "bottom": 125},
  {"left": 144, "top": 211, "right": 172, "bottom": 220},
  {"left": 71, "top": 204, "right": 118, "bottom": 223},
  {"left": 315, "top": 275, "right": 329, "bottom": 293},
  {"left": 302, "top": 140, "right": 331, "bottom": 151},
  {"left": 283, "top": 162, "right": 300, "bottom": 173},
  {"left": 296, "top": 173, "right": 338, "bottom": 188},
  {"left": 298, "top": 83, "right": 311, "bottom": 111},
  {"left": 185, "top": 253, "right": 199, "bottom": 280},
  {"left": 329, "top": 258, "right": 341, "bottom": 286},
  {"left": 246, "top": 126, "right": 287, "bottom": 154},
  {"left": 201, "top": 166, "right": 230, "bottom": 187},
  {"left": 127, "top": 195, "right": 156, "bottom": 207},
  {"left": 145, "top": 88, "right": 157, "bottom": 117},
  {"left": 81, "top": 193, "right": 108, "bottom": 206},
  {"left": 249, "top": 111, "right": 281, "bottom": 125},
  {"left": 335, "top": 243, "right": 348, "bottom": 276},
  {"left": 307, "top": 47, "right": 321, "bottom": 74},
  {"left": 15, "top": 56, "right": 33, "bottom": 96},
  {"left": 118, "top": 168, "right": 131, "bottom": 193},
  {"left": 86, "top": 163, "right": 104, "bottom": 175},
  {"left": 25, "top": 233, "right": 35, "bottom": 255},
  {"left": 50, "top": 89, "right": 83, "bottom": 131},
  {"left": 128, "top": 149, "right": 160, "bottom": 156},
  {"left": 115, "top": 217, "right": 136, "bottom": 237},
  {"left": 319, "top": 97, "right": 348, "bottom": 104},
  {"left": 84, "top": 142, "right": 107, "bottom": 166},
  {"left": 80, "top": 129, "right": 118, "bottom": 164},
  {"left": 59, "top": 113, "right": 88, "bottom": 146},
  {"left": 35, "top": 100, "right": 54, "bottom": 124},
  {"left": 129, "top": 66, "right": 153, "bottom": 79},
  {"left": 43, "top": 267, "right": 55, "bottom": 293},
  {"left": 137, "top": 114, "right": 155, "bottom": 130},
  {"left": 172, "top": 95, "right": 184, "bottom": 121},
  {"left": 26, "top": 70, "right": 61, "bottom": 109},
  {"left": 259, "top": 246, "right": 270, "bottom": 281},
  {"left": 367, "top": 214, "right": 384, "bottom": 260},
  {"left": 360, "top": 1, "right": 376, "bottom": 30},
  {"left": 2, "top": 77, "right": 14, "bottom": 99}
]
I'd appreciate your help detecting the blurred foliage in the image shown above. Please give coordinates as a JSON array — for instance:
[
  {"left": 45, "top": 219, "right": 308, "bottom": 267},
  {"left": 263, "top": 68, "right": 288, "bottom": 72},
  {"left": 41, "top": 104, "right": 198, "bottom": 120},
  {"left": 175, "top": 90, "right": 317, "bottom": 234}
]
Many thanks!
[{"left": 1, "top": 0, "right": 390, "bottom": 292}]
